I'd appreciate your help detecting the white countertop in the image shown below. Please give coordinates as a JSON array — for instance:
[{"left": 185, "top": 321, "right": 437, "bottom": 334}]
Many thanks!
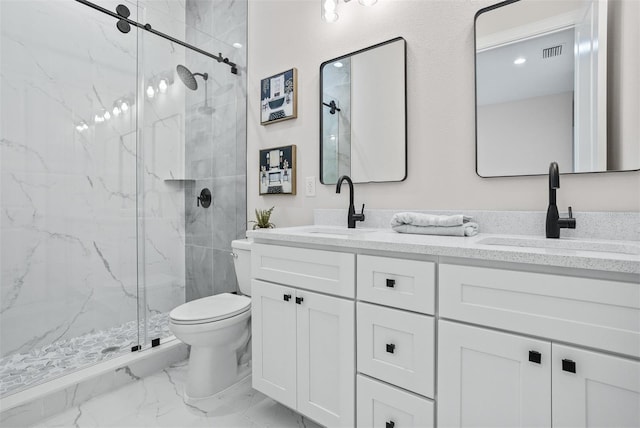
[{"left": 246, "top": 226, "right": 640, "bottom": 275}]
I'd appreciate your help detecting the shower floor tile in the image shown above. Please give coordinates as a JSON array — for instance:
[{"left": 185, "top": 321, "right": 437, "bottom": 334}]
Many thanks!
[
  {"left": 0, "top": 313, "right": 172, "bottom": 397},
  {"left": 32, "top": 362, "right": 322, "bottom": 428}
]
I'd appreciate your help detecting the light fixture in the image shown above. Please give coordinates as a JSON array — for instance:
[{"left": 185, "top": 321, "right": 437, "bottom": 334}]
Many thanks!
[
  {"left": 321, "top": 0, "right": 377, "bottom": 22},
  {"left": 514, "top": 57, "right": 526, "bottom": 65},
  {"left": 232, "top": 42, "right": 243, "bottom": 49},
  {"left": 103, "top": 110, "right": 111, "bottom": 120},
  {"left": 322, "top": 0, "right": 339, "bottom": 23},
  {"left": 94, "top": 113, "right": 104, "bottom": 123},
  {"left": 112, "top": 105, "right": 121, "bottom": 117},
  {"left": 158, "top": 78, "right": 168, "bottom": 93},
  {"left": 333, "top": 61, "right": 343, "bottom": 68},
  {"left": 146, "top": 85, "right": 155, "bottom": 99},
  {"left": 75, "top": 123, "right": 86, "bottom": 132},
  {"left": 121, "top": 100, "right": 129, "bottom": 111}
]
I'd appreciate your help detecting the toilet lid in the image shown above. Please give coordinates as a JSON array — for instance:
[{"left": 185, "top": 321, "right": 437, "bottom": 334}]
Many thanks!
[{"left": 169, "top": 293, "right": 251, "bottom": 324}]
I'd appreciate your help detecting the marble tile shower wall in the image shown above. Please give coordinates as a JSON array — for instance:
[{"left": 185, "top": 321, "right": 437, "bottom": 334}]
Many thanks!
[
  {"left": 184, "top": 0, "right": 247, "bottom": 302},
  {"left": 0, "top": 0, "right": 186, "bottom": 362}
]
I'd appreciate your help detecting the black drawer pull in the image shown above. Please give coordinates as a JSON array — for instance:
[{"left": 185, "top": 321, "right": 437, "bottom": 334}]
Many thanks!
[
  {"left": 386, "top": 422, "right": 395, "bottom": 428},
  {"left": 562, "top": 359, "right": 576, "bottom": 373},
  {"left": 283, "top": 294, "right": 291, "bottom": 302},
  {"left": 528, "top": 350, "right": 541, "bottom": 364},
  {"left": 386, "top": 343, "right": 396, "bottom": 354},
  {"left": 386, "top": 278, "right": 396, "bottom": 288},
  {"left": 295, "top": 297, "right": 304, "bottom": 304}
]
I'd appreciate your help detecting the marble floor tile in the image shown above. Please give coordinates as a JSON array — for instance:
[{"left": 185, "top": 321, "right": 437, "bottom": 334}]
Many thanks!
[{"left": 32, "top": 361, "right": 323, "bottom": 428}]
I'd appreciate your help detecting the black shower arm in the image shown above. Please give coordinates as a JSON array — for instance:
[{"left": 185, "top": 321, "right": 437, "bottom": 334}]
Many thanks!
[
  {"left": 74, "top": 0, "right": 238, "bottom": 75},
  {"left": 322, "top": 100, "right": 341, "bottom": 112}
]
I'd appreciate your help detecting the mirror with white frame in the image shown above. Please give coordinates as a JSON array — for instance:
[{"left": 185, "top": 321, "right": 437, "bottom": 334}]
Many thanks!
[
  {"left": 475, "top": 0, "right": 639, "bottom": 177},
  {"left": 320, "top": 37, "right": 407, "bottom": 184}
]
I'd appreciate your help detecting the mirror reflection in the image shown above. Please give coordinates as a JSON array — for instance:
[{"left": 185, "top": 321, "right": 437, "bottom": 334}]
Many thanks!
[
  {"left": 320, "top": 38, "right": 406, "bottom": 184},
  {"left": 475, "top": 0, "right": 639, "bottom": 177}
]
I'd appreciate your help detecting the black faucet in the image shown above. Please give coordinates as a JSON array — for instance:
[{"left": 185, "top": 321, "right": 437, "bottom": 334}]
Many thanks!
[
  {"left": 336, "top": 175, "right": 365, "bottom": 228},
  {"left": 546, "top": 162, "right": 576, "bottom": 238}
]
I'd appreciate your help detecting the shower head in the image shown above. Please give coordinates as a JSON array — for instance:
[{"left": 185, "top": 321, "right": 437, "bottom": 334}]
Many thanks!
[{"left": 176, "top": 65, "right": 208, "bottom": 91}]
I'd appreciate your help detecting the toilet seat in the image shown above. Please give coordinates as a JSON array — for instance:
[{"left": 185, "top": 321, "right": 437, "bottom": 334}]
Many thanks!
[{"left": 170, "top": 293, "right": 251, "bottom": 325}]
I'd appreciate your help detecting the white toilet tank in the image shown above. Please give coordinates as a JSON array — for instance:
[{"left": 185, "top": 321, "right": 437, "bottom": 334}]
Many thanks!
[{"left": 231, "top": 239, "right": 252, "bottom": 296}]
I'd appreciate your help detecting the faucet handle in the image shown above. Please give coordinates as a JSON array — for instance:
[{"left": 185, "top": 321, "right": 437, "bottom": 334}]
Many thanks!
[
  {"left": 568, "top": 206, "right": 573, "bottom": 218},
  {"left": 360, "top": 204, "right": 365, "bottom": 215}
]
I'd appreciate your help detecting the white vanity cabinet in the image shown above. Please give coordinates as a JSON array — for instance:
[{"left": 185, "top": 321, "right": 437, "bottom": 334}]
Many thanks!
[
  {"left": 248, "top": 230, "right": 639, "bottom": 428},
  {"left": 438, "top": 263, "right": 640, "bottom": 428},
  {"left": 438, "top": 320, "right": 552, "bottom": 427},
  {"left": 251, "top": 245, "right": 356, "bottom": 427},
  {"left": 356, "top": 255, "right": 436, "bottom": 428}
]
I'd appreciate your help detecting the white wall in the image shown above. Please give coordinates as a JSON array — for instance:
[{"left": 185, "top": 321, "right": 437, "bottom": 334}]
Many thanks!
[
  {"left": 351, "top": 39, "right": 405, "bottom": 182},
  {"left": 478, "top": 92, "right": 574, "bottom": 176},
  {"left": 247, "top": 0, "right": 640, "bottom": 228},
  {"left": 608, "top": 0, "right": 640, "bottom": 171}
]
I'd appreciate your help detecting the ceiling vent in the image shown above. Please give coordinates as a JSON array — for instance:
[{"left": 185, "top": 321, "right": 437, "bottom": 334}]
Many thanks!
[{"left": 543, "top": 44, "right": 563, "bottom": 59}]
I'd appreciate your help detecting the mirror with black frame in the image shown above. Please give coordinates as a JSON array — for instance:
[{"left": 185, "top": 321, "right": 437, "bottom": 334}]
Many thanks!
[
  {"left": 475, "top": 0, "right": 639, "bottom": 177},
  {"left": 320, "top": 37, "right": 407, "bottom": 184}
]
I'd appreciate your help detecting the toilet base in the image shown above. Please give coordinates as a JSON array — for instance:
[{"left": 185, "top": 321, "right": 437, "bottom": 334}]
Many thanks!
[
  {"left": 185, "top": 345, "right": 238, "bottom": 399},
  {"left": 184, "top": 370, "right": 251, "bottom": 411}
]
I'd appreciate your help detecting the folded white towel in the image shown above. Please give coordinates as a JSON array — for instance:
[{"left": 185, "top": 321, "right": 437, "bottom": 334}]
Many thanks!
[
  {"left": 390, "top": 212, "right": 473, "bottom": 228},
  {"left": 390, "top": 212, "right": 479, "bottom": 237},
  {"left": 392, "top": 222, "right": 479, "bottom": 237}
]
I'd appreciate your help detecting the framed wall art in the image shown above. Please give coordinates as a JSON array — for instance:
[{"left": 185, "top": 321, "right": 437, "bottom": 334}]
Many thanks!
[
  {"left": 260, "top": 68, "right": 297, "bottom": 125},
  {"left": 259, "top": 145, "right": 296, "bottom": 195}
]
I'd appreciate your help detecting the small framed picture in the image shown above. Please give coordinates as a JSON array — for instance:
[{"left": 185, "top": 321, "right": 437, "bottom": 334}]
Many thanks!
[
  {"left": 259, "top": 145, "right": 296, "bottom": 195},
  {"left": 260, "top": 68, "right": 298, "bottom": 125}
]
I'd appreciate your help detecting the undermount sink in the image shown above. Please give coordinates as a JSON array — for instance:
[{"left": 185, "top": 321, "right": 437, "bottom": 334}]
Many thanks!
[
  {"left": 476, "top": 236, "right": 640, "bottom": 256},
  {"left": 297, "top": 227, "right": 373, "bottom": 238}
]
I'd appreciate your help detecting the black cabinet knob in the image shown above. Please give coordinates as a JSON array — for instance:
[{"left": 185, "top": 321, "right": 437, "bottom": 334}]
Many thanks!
[
  {"left": 283, "top": 294, "right": 291, "bottom": 302},
  {"left": 562, "top": 359, "right": 576, "bottom": 373},
  {"left": 529, "top": 350, "right": 541, "bottom": 364},
  {"left": 386, "top": 279, "right": 396, "bottom": 288},
  {"left": 386, "top": 343, "right": 396, "bottom": 354},
  {"left": 386, "top": 421, "right": 395, "bottom": 428},
  {"left": 295, "top": 297, "right": 304, "bottom": 305}
]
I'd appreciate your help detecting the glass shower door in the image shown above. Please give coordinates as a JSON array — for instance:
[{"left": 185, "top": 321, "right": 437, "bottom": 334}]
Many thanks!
[
  {"left": 0, "top": 0, "right": 140, "bottom": 396},
  {"left": 136, "top": 2, "right": 246, "bottom": 348}
]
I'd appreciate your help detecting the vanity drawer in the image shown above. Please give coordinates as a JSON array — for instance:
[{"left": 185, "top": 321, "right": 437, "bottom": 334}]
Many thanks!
[
  {"left": 439, "top": 264, "right": 640, "bottom": 358},
  {"left": 357, "top": 374, "right": 434, "bottom": 428},
  {"left": 251, "top": 244, "right": 355, "bottom": 298},
  {"left": 357, "top": 302, "right": 435, "bottom": 397},
  {"left": 357, "top": 255, "right": 435, "bottom": 314}
]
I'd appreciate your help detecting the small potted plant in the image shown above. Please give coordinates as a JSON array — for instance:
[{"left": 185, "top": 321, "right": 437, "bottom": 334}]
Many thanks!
[{"left": 250, "top": 206, "right": 275, "bottom": 230}]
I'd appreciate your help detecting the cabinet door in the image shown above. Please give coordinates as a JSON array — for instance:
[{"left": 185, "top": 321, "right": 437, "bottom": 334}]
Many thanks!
[
  {"left": 296, "top": 289, "right": 355, "bottom": 427},
  {"left": 438, "top": 320, "right": 551, "bottom": 427},
  {"left": 553, "top": 344, "right": 640, "bottom": 427},
  {"left": 251, "top": 279, "right": 297, "bottom": 408}
]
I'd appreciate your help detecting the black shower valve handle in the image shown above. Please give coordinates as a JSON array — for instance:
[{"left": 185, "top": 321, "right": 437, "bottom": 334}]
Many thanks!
[{"left": 197, "top": 188, "right": 212, "bottom": 208}]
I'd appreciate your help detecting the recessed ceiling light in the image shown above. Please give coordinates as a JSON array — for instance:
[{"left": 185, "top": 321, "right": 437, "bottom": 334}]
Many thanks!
[
  {"left": 233, "top": 42, "right": 243, "bottom": 49},
  {"left": 514, "top": 57, "right": 527, "bottom": 65},
  {"left": 334, "top": 61, "right": 343, "bottom": 68}
]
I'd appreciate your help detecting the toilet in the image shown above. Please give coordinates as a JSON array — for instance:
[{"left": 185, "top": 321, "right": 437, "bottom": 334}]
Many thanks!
[{"left": 169, "top": 239, "right": 252, "bottom": 401}]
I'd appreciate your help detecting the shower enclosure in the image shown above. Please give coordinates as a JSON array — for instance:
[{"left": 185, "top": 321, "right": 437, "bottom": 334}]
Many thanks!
[{"left": 0, "top": 0, "right": 246, "bottom": 398}]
